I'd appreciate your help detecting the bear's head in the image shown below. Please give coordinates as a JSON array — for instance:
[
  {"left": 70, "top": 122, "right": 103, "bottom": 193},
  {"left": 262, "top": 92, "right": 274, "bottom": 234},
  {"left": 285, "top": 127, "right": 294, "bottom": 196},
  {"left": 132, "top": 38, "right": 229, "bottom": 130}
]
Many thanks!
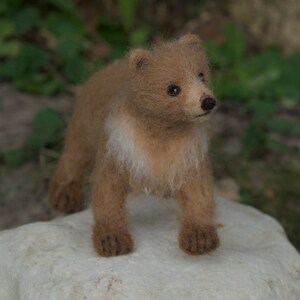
[{"left": 128, "top": 34, "right": 217, "bottom": 124}]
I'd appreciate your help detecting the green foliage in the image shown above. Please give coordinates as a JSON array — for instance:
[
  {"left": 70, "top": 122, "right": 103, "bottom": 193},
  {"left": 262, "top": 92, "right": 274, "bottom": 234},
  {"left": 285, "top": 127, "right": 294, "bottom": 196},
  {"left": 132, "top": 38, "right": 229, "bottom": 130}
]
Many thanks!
[
  {"left": 98, "top": 16, "right": 152, "bottom": 60},
  {"left": 97, "top": 0, "right": 150, "bottom": 58},
  {"left": 0, "top": 19, "right": 15, "bottom": 39},
  {"left": 27, "top": 108, "right": 64, "bottom": 149},
  {"left": 47, "top": 0, "right": 76, "bottom": 12},
  {"left": 2, "top": 149, "right": 25, "bottom": 167},
  {"left": 13, "top": 6, "right": 40, "bottom": 33},
  {"left": 206, "top": 25, "right": 300, "bottom": 157},
  {"left": 1, "top": 108, "right": 64, "bottom": 167},
  {"left": 0, "top": 0, "right": 151, "bottom": 94},
  {"left": 130, "top": 27, "right": 152, "bottom": 47},
  {"left": 239, "top": 188, "right": 252, "bottom": 205},
  {"left": 0, "top": 0, "right": 89, "bottom": 93},
  {"left": 0, "top": 18, "right": 21, "bottom": 58},
  {"left": 117, "top": 0, "right": 139, "bottom": 31}
]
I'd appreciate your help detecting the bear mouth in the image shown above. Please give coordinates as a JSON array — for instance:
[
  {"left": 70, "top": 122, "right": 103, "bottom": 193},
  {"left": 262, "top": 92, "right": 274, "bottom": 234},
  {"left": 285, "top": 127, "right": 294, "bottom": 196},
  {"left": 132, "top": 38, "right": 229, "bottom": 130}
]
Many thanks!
[{"left": 194, "top": 111, "right": 211, "bottom": 118}]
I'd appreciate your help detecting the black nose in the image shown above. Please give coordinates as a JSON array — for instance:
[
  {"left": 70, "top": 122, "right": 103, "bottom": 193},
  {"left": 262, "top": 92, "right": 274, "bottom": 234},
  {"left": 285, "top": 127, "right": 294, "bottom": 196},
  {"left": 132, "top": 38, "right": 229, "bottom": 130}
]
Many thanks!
[{"left": 201, "top": 96, "right": 216, "bottom": 111}]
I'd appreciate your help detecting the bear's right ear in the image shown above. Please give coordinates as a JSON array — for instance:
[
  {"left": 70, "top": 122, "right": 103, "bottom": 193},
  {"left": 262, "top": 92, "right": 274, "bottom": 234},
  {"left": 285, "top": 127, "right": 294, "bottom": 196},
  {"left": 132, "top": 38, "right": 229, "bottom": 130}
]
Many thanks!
[
  {"left": 129, "top": 49, "right": 151, "bottom": 71},
  {"left": 178, "top": 34, "right": 202, "bottom": 49}
]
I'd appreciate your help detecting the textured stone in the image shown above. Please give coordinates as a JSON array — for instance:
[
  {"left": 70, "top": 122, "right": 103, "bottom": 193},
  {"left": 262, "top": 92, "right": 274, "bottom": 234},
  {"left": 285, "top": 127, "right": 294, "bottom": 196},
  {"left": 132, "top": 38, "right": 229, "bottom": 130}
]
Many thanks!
[{"left": 0, "top": 195, "right": 300, "bottom": 300}]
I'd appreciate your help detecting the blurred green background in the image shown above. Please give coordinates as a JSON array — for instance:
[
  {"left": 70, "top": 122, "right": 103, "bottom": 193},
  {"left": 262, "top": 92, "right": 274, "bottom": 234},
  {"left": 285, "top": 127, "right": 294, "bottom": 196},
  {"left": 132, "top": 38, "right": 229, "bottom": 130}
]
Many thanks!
[{"left": 0, "top": 0, "right": 299, "bottom": 249}]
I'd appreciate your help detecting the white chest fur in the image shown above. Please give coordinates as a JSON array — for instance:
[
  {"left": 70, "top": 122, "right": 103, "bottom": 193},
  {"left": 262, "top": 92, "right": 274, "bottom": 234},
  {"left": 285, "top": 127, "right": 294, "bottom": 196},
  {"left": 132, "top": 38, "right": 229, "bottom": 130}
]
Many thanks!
[{"left": 104, "top": 114, "right": 208, "bottom": 192}]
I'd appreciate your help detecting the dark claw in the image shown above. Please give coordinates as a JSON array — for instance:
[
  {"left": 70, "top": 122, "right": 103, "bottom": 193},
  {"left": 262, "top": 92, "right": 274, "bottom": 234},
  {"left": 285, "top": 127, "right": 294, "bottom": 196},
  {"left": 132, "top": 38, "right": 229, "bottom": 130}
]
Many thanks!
[
  {"left": 95, "top": 232, "right": 134, "bottom": 257},
  {"left": 179, "top": 224, "right": 220, "bottom": 255}
]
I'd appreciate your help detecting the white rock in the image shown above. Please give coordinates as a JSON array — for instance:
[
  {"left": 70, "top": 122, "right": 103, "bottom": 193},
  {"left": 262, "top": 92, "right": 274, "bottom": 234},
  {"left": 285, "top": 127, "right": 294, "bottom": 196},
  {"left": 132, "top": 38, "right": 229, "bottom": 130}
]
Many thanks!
[{"left": 0, "top": 196, "right": 300, "bottom": 300}]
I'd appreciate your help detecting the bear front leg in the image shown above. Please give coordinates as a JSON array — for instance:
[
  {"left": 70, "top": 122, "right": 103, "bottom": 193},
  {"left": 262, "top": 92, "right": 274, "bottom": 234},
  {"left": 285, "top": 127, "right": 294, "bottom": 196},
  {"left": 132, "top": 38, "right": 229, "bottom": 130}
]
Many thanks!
[
  {"left": 92, "top": 159, "right": 133, "bottom": 257},
  {"left": 49, "top": 145, "right": 90, "bottom": 214},
  {"left": 49, "top": 173, "right": 84, "bottom": 214},
  {"left": 176, "top": 163, "right": 220, "bottom": 255},
  {"left": 48, "top": 116, "right": 94, "bottom": 214}
]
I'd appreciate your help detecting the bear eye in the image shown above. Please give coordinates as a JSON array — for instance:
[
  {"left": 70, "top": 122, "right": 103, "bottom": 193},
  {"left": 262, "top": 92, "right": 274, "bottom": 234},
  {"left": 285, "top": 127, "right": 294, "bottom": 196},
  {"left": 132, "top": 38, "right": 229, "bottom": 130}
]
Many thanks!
[
  {"left": 167, "top": 84, "right": 181, "bottom": 96},
  {"left": 198, "top": 72, "right": 205, "bottom": 82}
]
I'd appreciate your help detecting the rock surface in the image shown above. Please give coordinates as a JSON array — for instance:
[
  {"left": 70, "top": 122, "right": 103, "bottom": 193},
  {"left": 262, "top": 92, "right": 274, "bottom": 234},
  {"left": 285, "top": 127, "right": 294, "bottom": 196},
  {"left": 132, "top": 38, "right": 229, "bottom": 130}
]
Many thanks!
[{"left": 0, "top": 195, "right": 300, "bottom": 300}]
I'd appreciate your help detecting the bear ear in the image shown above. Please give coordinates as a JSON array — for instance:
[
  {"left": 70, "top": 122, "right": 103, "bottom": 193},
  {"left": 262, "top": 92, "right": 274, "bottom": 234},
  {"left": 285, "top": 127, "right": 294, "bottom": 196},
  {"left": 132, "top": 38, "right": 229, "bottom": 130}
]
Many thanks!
[
  {"left": 129, "top": 49, "right": 151, "bottom": 71},
  {"left": 178, "top": 34, "right": 202, "bottom": 49}
]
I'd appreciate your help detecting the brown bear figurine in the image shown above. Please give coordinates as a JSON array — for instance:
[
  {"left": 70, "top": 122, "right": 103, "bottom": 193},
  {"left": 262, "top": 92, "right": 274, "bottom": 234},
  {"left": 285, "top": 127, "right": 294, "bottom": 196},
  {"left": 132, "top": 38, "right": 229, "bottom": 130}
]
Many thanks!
[{"left": 49, "top": 34, "right": 220, "bottom": 257}]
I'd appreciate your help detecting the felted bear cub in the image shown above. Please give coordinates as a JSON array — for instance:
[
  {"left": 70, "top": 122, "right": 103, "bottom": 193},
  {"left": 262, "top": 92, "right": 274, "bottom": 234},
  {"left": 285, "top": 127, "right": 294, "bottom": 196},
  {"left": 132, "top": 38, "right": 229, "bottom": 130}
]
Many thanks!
[{"left": 49, "top": 34, "right": 220, "bottom": 256}]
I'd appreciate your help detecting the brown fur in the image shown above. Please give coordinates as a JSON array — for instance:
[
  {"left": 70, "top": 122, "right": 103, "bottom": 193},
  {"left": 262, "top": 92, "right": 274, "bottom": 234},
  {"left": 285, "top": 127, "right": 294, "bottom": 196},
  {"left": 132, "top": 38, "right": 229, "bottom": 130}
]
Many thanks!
[{"left": 49, "top": 34, "right": 220, "bottom": 256}]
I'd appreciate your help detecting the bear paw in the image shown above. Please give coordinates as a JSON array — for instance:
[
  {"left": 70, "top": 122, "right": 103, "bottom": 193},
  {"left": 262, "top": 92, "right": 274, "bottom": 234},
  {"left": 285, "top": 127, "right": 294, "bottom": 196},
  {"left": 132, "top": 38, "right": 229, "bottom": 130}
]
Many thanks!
[
  {"left": 179, "top": 224, "right": 220, "bottom": 255},
  {"left": 49, "top": 181, "right": 84, "bottom": 214},
  {"left": 94, "top": 230, "right": 134, "bottom": 257}
]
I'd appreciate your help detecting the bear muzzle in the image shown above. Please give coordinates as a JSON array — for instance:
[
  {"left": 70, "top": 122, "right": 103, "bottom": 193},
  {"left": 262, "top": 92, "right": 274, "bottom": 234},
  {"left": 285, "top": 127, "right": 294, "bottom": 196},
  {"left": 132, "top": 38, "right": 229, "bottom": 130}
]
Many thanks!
[{"left": 200, "top": 96, "right": 216, "bottom": 111}]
